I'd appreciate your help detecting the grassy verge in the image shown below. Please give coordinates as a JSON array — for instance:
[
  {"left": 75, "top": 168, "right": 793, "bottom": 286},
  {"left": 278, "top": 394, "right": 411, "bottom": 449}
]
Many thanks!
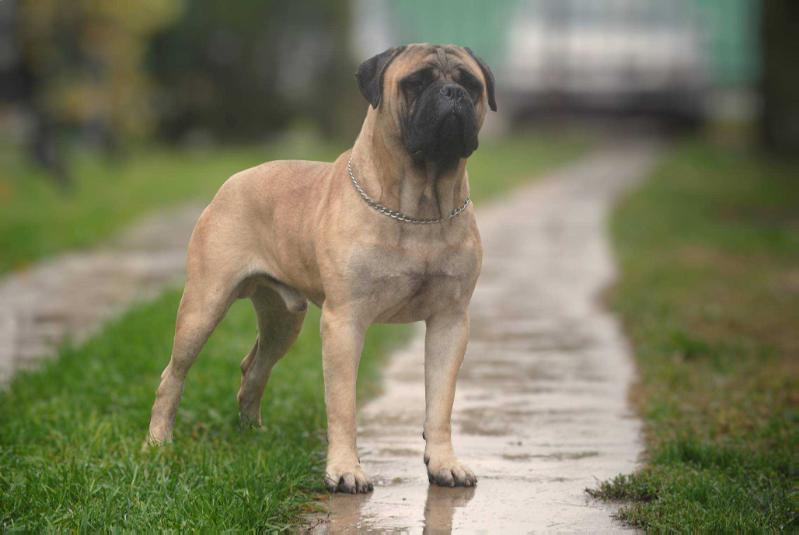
[
  {"left": 0, "top": 133, "right": 587, "bottom": 529},
  {"left": 466, "top": 132, "right": 586, "bottom": 201},
  {"left": 0, "top": 295, "right": 407, "bottom": 530},
  {"left": 0, "top": 137, "right": 340, "bottom": 274},
  {"left": 0, "top": 132, "right": 585, "bottom": 274},
  {"left": 588, "top": 140, "right": 798, "bottom": 530}
]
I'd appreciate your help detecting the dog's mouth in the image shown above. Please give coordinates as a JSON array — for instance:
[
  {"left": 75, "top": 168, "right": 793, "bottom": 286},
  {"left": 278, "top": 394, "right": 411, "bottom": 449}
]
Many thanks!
[
  {"left": 439, "top": 112, "right": 470, "bottom": 151},
  {"left": 406, "top": 106, "right": 478, "bottom": 166}
]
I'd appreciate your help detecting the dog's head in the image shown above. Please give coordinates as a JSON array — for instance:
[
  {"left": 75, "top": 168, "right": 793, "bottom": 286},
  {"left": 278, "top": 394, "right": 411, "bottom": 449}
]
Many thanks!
[{"left": 356, "top": 43, "right": 497, "bottom": 168}]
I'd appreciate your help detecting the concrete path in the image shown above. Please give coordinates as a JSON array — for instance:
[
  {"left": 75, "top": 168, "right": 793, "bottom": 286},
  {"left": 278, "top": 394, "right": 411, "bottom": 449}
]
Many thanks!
[
  {"left": 313, "top": 142, "right": 659, "bottom": 533},
  {"left": 0, "top": 203, "right": 202, "bottom": 385}
]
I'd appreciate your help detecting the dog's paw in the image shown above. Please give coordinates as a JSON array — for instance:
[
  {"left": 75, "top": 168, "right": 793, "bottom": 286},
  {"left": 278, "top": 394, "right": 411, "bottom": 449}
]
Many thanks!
[
  {"left": 141, "top": 432, "right": 170, "bottom": 452},
  {"left": 238, "top": 410, "right": 263, "bottom": 430},
  {"left": 324, "top": 463, "right": 373, "bottom": 494},
  {"left": 425, "top": 456, "right": 477, "bottom": 487}
]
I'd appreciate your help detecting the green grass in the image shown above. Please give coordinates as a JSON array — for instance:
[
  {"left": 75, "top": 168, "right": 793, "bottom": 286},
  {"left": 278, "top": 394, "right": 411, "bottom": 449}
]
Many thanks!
[
  {"left": 466, "top": 132, "right": 587, "bottom": 201},
  {"left": 0, "top": 132, "right": 587, "bottom": 530},
  {"left": 0, "top": 293, "right": 408, "bottom": 530},
  {"left": 588, "top": 140, "right": 799, "bottom": 530},
  {"left": 0, "top": 132, "right": 585, "bottom": 274},
  {"left": 0, "top": 137, "right": 341, "bottom": 274}
]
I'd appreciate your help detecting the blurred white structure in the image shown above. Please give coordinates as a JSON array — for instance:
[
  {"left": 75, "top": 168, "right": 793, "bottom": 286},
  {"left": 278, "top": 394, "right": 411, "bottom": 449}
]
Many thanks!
[
  {"left": 505, "top": 0, "right": 707, "bottom": 119},
  {"left": 351, "top": 0, "right": 759, "bottom": 124}
]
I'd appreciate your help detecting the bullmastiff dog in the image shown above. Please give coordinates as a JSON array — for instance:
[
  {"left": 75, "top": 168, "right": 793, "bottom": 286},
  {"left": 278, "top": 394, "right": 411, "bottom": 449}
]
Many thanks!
[{"left": 147, "top": 43, "right": 497, "bottom": 493}]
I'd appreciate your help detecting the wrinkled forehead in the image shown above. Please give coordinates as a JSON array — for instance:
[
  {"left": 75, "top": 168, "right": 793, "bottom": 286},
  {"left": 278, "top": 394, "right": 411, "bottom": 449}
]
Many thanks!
[{"left": 389, "top": 44, "right": 480, "bottom": 80}]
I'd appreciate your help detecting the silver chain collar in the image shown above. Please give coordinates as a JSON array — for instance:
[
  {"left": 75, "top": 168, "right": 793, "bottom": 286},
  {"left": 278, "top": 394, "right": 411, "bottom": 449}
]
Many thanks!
[{"left": 347, "top": 158, "right": 471, "bottom": 224}]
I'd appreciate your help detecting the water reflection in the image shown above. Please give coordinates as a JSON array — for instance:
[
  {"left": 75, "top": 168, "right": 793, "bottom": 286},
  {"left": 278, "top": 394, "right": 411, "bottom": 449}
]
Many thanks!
[
  {"left": 423, "top": 485, "right": 476, "bottom": 534},
  {"left": 316, "top": 483, "right": 476, "bottom": 533},
  {"left": 317, "top": 491, "right": 373, "bottom": 533}
]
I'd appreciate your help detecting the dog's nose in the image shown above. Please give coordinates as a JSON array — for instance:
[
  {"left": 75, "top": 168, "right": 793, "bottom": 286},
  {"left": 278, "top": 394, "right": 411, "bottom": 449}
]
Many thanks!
[{"left": 440, "top": 83, "right": 466, "bottom": 102}]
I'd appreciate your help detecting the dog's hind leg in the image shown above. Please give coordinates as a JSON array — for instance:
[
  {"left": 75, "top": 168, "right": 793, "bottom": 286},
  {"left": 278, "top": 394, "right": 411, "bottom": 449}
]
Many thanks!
[
  {"left": 147, "top": 263, "right": 241, "bottom": 445},
  {"left": 238, "top": 284, "right": 307, "bottom": 427}
]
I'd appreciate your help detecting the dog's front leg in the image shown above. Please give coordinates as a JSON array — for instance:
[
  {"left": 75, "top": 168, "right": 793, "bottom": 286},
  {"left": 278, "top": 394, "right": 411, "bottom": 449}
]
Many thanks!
[
  {"left": 320, "top": 305, "right": 373, "bottom": 493},
  {"left": 423, "top": 311, "right": 477, "bottom": 487}
]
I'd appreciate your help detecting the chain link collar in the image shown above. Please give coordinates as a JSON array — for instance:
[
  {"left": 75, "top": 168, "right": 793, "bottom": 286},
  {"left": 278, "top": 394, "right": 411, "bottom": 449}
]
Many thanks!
[{"left": 347, "top": 158, "right": 471, "bottom": 224}]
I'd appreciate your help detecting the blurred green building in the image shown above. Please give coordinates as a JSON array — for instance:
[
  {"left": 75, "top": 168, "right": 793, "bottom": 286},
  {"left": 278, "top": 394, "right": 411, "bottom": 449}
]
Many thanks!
[
  {"left": 362, "top": 0, "right": 759, "bottom": 86},
  {"left": 353, "top": 0, "right": 761, "bottom": 121}
]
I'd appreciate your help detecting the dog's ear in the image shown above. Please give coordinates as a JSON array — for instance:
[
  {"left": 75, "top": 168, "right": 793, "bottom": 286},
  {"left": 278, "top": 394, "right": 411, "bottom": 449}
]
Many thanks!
[
  {"left": 464, "top": 47, "right": 497, "bottom": 112},
  {"left": 356, "top": 46, "right": 406, "bottom": 109}
]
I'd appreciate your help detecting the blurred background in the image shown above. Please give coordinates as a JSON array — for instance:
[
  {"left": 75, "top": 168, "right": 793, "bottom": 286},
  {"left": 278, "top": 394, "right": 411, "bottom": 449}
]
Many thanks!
[
  {"left": 1, "top": 0, "right": 795, "bottom": 173},
  {"left": 0, "top": 0, "right": 795, "bottom": 270}
]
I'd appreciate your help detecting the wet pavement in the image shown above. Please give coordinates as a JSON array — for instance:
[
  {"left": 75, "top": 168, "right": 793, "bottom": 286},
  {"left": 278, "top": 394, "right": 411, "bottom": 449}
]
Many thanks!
[
  {"left": 0, "top": 203, "right": 202, "bottom": 385},
  {"left": 312, "top": 143, "right": 659, "bottom": 533}
]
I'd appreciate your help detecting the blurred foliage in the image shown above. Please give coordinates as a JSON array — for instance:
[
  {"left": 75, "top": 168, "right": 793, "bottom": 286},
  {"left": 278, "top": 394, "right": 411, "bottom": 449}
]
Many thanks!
[
  {"left": 12, "top": 0, "right": 361, "bottom": 152},
  {"left": 760, "top": 0, "right": 799, "bottom": 156},
  {"left": 18, "top": 0, "right": 182, "bottom": 145},
  {"left": 147, "top": 0, "right": 359, "bottom": 143}
]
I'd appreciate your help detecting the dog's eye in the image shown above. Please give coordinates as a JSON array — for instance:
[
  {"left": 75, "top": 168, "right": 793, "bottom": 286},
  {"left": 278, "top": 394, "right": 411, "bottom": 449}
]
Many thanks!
[
  {"left": 401, "top": 79, "right": 426, "bottom": 97},
  {"left": 458, "top": 70, "right": 483, "bottom": 102},
  {"left": 400, "top": 69, "right": 433, "bottom": 98}
]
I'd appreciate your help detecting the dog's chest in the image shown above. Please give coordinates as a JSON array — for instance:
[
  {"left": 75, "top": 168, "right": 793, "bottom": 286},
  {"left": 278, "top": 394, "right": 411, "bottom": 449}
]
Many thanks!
[{"left": 348, "top": 238, "right": 480, "bottom": 322}]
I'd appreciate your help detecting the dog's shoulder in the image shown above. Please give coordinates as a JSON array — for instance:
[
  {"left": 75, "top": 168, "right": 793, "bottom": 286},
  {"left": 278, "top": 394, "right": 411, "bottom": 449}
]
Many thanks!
[
  {"left": 232, "top": 159, "right": 332, "bottom": 185},
  {"left": 213, "top": 159, "right": 333, "bottom": 202}
]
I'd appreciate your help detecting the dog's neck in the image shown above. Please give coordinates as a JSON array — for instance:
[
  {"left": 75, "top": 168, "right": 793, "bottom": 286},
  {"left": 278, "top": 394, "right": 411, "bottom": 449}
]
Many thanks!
[{"left": 350, "top": 111, "right": 470, "bottom": 222}]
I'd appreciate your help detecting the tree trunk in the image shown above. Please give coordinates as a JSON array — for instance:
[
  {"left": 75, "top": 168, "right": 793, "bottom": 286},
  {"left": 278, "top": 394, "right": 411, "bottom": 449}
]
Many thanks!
[{"left": 760, "top": 0, "right": 799, "bottom": 157}]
